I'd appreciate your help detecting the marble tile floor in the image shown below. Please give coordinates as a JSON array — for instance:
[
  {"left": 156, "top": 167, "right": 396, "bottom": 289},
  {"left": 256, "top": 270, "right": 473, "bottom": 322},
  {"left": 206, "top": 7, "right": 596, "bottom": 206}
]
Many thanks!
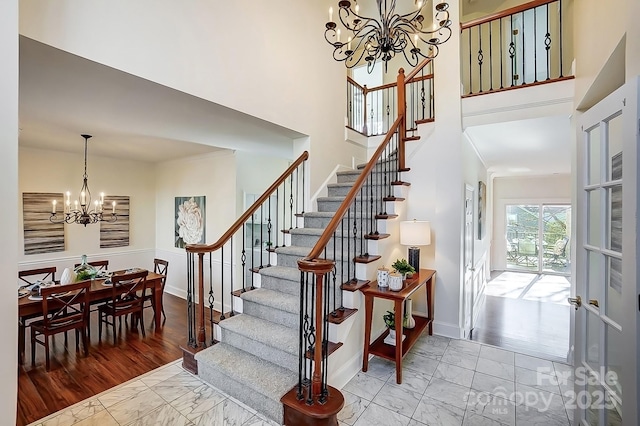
[
  {"left": 30, "top": 335, "right": 575, "bottom": 426},
  {"left": 28, "top": 359, "right": 280, "bottom": 426}
]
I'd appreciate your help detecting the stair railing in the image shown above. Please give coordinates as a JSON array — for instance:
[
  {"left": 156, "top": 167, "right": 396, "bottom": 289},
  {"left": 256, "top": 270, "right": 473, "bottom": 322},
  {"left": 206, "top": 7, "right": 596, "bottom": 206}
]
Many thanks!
[
  {"left": 184, "top": 151, "right": 308, "bottom": 351},
  {"left": 291, "top": 59, "right": 429, "bottom": 410},
  {"left": 347, "top": 60, "right": 434, "bottom": 137},
  {"left": 460, "top": 0, "right": 574, "bottom": 97}
]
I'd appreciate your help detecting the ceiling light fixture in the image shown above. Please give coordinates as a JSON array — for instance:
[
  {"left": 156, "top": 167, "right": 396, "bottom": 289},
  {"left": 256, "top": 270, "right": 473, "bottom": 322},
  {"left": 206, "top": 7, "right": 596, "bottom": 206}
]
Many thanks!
[
  {"left": 50, "top": 134, "right": 117, "bottom": 227},
  {"left": 324, "top": 0, "right": 452, "bottom": 73}
]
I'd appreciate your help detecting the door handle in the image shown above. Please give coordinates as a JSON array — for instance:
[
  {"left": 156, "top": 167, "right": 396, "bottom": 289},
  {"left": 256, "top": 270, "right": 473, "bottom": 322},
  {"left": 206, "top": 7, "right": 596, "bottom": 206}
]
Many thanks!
[
  {"left": 568, "top": 295, "right": 582, "bottom": 310},
  {"left": 589, "top": 299, "right": 599, "bottom": 308}
]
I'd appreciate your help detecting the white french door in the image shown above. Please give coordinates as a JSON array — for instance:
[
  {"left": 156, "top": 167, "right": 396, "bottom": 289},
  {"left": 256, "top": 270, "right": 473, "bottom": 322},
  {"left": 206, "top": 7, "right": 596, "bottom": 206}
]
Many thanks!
[{"left": 573, "top": 77, "right": 639, "bottom": 425}]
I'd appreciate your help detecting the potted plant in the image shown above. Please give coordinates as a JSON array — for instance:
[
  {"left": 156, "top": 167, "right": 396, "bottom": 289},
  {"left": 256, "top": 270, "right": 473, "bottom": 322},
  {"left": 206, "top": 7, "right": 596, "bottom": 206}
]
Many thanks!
[
  {"left": 383, "top": 310, "right": 407, "bottom": 342},
  {"left": 392, "top": 258, "right": 416, "bottom": 279}
]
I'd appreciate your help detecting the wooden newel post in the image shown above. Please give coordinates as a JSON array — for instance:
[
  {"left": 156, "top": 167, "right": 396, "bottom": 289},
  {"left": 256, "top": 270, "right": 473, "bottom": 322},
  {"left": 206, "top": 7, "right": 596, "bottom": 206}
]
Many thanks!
[
  {"left": 397, "top": 68, "right": 406, "bottom": 170},
  {"left": 197, "top": 252, "right": 206, "bottom": 347}
]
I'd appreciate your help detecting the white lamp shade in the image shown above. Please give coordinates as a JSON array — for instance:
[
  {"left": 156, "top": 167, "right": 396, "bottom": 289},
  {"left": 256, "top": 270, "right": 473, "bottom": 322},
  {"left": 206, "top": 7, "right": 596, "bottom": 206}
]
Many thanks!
[{"left": 400, "top": 220, "right": 431, "bottom": 246}]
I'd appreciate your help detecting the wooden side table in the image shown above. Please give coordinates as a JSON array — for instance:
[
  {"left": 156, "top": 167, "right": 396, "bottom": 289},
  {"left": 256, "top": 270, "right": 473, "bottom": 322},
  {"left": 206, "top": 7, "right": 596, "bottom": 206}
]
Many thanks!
[{"left": 361, "top": 269, "right": 436, "bottom": 384}]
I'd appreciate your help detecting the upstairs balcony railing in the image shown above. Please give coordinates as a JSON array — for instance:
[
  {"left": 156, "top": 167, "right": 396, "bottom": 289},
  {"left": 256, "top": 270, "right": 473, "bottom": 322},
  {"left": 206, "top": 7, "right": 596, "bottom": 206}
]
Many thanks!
[
  {"left": 461, "top": 0, "right": 573, "bottom": 97},
  {"left": 347, "top": 60, "right": 434, "bottom": 137}
]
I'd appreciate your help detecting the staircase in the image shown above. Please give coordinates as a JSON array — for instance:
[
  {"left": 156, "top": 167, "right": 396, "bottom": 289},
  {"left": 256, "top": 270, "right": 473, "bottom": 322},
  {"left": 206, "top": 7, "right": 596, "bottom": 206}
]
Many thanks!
[{"left": 194, "top": 162, "right": 404, "bottom": 423}]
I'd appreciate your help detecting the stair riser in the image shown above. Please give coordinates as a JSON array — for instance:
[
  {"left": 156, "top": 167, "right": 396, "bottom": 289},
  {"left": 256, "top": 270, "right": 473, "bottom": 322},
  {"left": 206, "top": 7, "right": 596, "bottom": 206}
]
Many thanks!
[
  {"left": 261, "top": 273, "right": 301, "bottom": 297},
  {"left": 303, "top": 216, "right": 389, "bottom": 232},
  {"left": 336, "top": 169, "right": 399, "bottom": 184},
  {"left": 328, "top": 183, "right": 389, "bottom": 197},
  {"left": 221, "top": 328, "right": 298, "bottom": 373},
  {"left": 290, "top": 233, "right": 372, "bottom": 250},
  {"left": 242, "top": 299, "right": 299, "bottom": 329},
  {"left": 197, "top": 363, "right": 284, "bottom": 423}
]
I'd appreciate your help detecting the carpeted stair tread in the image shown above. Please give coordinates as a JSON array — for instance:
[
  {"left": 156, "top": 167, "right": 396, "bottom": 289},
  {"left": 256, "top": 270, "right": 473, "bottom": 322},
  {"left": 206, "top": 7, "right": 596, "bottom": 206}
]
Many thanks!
[
  {"left": 275, "top": 245, "right": 312, "bottom": 257},
  {"left": 241, "top": 288, "right": 299, "bottom": 315},
  {"left": 195, "top": 343, "right": 297, "bottom": 412},
  {"left": 259, "top": 265, "right": 300, "bottom": 282},
  {"left": 219, "top": 314, "right": 298, "bottom": 356}
]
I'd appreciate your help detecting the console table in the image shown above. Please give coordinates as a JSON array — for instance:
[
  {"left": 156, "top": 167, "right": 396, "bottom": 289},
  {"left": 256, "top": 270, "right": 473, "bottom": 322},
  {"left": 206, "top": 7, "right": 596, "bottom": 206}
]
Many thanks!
[{"left": 361, "top": 268, "right": 436, "bottom": 384}]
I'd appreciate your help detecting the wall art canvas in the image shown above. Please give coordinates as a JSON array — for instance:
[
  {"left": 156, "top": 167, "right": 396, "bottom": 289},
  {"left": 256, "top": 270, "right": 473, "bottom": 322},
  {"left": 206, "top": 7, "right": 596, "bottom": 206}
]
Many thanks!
[
  {"left": 175, "top": 196, "right": 206, "bottom": 248},
  {"left": 477, "top": 181, "right": 487, "bottom": 240},
  {"left": 100, "top": 195, "right": 130, "bottom": 248},
  {"left": 23, "top": 192, "right": 65, "bottom": 255}
]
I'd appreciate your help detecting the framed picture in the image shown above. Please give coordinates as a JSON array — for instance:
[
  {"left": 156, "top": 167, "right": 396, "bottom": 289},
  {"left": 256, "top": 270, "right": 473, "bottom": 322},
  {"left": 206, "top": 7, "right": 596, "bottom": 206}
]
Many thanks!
[
  {"left": 175, "top": 196, "right": 206, "bottom": 248},
  {"left": 477, "top": 181, "right": 486, "bottom": 240}
]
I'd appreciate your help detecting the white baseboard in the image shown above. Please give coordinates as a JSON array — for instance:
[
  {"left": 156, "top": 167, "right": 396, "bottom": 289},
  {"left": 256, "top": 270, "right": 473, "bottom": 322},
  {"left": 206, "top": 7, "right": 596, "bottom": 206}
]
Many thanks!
[
  {"left": 432, "top": 321, "right": 462, "bottom": 339},
  {"left": 329, "top": 350, "right": 363, "bottom": 390}
]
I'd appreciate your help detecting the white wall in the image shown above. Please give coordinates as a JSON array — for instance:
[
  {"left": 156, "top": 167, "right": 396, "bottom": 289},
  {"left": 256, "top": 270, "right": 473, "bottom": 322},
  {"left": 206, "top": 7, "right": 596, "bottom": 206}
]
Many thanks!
[
  {"left": 491, "top": 174, "right": 571, "bottom": 270},
  {"left": 18, "top": 0, "right": 365, "bottom": 197},
  {"left": 18, "top": 147, "right": 156, "bottom": 273},
  {"left": 0, "top": 0, "right": 18, "bottom": 420},
  {"left": 403, "top": 1, "right": 464, "bottom": 338},
  {"left": 155, "top": 151, "right": 236, "bottom": 298}
]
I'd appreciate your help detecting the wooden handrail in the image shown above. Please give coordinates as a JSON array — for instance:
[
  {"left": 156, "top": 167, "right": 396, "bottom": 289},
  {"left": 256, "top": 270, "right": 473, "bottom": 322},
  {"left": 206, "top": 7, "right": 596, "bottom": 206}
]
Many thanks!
[
  {"left": 186, "top": 150, "right": 309, "bottom": 254},
  {"left": 461, "top": 0, "right": 556, "bottom": 30},
  {"left": 405, "top": 58, "right": 432, "bottom": 83},
  {"left": 347, "top": 76, "right": 365, "bottom": 92},
  {"left": 304, "top": 115, "right": 403, "bottom": 261}
]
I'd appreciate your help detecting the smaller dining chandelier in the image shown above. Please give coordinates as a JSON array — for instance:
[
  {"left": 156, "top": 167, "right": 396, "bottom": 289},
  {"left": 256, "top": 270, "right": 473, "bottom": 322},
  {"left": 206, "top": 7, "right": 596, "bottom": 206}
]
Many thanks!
[
  {"left": 324, "top": 0, "right": 452, "bottom": 73},
  {"left": 50, "top": 134, "right": 117, "bottom": 227}
]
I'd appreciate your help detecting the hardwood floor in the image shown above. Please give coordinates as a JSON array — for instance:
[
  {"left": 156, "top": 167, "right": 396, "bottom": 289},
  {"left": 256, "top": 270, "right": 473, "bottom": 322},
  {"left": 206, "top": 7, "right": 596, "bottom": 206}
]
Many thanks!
[
  {"left": 470, "top": 293, "right": 571, "bottom": 363},
  {"left": 17, "top": 294, "right": 188, "bottom": 426}
]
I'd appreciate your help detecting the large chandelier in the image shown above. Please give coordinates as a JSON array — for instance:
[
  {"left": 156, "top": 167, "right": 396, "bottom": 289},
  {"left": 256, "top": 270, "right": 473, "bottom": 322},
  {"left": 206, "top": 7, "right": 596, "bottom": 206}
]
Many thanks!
[
  {"left": 50, "top": 134, "right": 117, "bottom": 227},
  {"left": 324, "top": 0, "right": 452, "bottom": 73}
]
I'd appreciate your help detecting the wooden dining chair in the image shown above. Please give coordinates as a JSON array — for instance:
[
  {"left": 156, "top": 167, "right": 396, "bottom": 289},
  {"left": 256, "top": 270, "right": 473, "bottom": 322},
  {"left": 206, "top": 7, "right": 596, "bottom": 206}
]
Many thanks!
[
  {"left": 74, "top": 259, "right": 109, "bottom": 271},
  {"left": 143, "top": 259, "right": 169, "bottom": 324},
  {"left": 18, "top": 267, "right": 57, "bottom": 365},
  {"left": 30, "top": 280, "right": 91, "bottom": 371},
  {"left": 98, "top": 270, "right": 148, "bottom": 344}
]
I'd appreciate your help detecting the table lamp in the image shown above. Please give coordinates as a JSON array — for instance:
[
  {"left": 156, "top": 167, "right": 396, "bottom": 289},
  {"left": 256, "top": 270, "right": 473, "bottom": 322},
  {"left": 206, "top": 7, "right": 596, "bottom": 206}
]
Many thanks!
[{"left": 400, "top": 220, "right": 431, "bottom": 271}]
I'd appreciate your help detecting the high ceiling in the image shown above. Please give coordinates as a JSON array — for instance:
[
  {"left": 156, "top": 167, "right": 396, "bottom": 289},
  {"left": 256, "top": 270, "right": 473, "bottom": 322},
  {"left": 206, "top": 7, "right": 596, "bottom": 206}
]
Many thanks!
[{"left": 19, "top": 37, "right": 304, "bottom": 163}]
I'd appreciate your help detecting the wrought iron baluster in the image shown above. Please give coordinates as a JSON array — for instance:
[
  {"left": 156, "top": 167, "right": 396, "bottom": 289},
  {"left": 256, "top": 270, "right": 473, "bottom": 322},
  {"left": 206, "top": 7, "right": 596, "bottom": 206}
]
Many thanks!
[
  {"left": 489, "top": 21, "right": 493, "bottom": 91},
  {"left": 301, "top": 160, "right": 306, "bottom": 215},
  {"left": 306, "top": 276, "right": 316, "bottom": 405},
  {"left": 533, "top": 6, "right": 538, "bottom": 83},
  {"left": 220, "top": 247, "right": 225, "bottom": 321},
  {"left": 500, "top": 18, "right": 504, "bottom": 89},
  {"left": 468, "top": 29, "right": 472, "bottom": 94},
  {"left": 320, "top": 271, "right": 330, "bottom": 403},
  {"left": 241, "top": 226, "right": 246, "bottom": 292},
  {"left": 545, "top": 3, "right": 551, "bottom": 80},
  {"left": 478, "top": 24, "right": 484, "bottom": 93},
  {"left": 251, "top": 215, "right": 255, "bottom": 288},
  {"left": 260, "top": 205, "right": 265, "bottom": 268},
  {"left": 559, "top": 0, "right": 564, "bottom": 77},
  {"left": 521, "top": 11, "right": 526, "bottom": 85},
  {"left": 267, "top": 197, "right": 272, "bottom": 267},
  {"left": 333, "top": 232, "right": 338, "bottom": 314},
  {"left": 230, "top": 238, "right": 235, "bottom": 316},
  {"left": 509, "top": 15, "right": 517, "bottom": 86},
  {"left": 289, "top": 174, "right": 294, "bottom": 230},
  {"left": 187, "top": 252, "right": 196, "bottom": 348},
  {"left": 297, "top": 271, "right": 305, "bottom": 400},
  {"left": 275, "top": 187, "right": 280, "bottom": 248}
]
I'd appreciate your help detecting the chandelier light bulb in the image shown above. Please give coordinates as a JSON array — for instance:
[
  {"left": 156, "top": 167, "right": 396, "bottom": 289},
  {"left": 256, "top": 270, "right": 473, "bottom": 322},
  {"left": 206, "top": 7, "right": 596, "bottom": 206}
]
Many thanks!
[{"left": 329, "top": 6, "right": 333, "bottom": 22}]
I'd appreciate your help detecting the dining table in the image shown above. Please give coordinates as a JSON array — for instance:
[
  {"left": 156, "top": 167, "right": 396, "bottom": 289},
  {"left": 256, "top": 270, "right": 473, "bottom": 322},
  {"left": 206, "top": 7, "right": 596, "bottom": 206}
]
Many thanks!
[{"left": 18, "top": 270, "right": 165, "bottom": 364}]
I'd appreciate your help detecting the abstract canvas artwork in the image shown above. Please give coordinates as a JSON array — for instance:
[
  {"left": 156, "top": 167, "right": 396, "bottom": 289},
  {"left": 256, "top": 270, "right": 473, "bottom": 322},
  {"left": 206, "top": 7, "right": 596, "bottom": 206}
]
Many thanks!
[
  {"left": 100, "top": 195, "right": 130, "bottom": 248},
  {"left": 22, "top": 192, "right": 65, "bottom": 255},
  {"left": 477, "top": 181, "right": 487, "bottom": 240},
  {"left": 175, "top": 196, "right": 206, "bottom": 248}
]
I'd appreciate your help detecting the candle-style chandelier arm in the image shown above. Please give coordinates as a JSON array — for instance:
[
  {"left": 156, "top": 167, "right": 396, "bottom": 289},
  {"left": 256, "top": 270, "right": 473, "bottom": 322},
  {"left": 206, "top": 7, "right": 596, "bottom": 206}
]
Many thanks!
[{"left": 324, "top": 0, "right": 452, "bottom": 73}]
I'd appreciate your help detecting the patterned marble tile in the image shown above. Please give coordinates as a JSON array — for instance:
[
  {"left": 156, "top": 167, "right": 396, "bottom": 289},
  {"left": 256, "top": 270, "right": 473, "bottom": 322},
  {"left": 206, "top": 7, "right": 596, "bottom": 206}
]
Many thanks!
[
  {"left": 401, "top": 352, "right": 440, "bottom": 376},
  {"left": 71, "top": 410, "right": 119, "bottom": 426},
  {"left": 243, "top": 415, "right": 280, "bottom": 426},
  {"left": 466, "top": 392, "right": 515, "bottom": 426},
  {"left": 478, "top": 346, "right": 515, "bottom": 366},
  {"left": 343, "top": 372, "right": 386, "bottom": 401},
  {"left": 140, "top": 363, "right": 185, "bottom": 387},
  {"left": 365, "top": 356, "right": 397, "bottom": 381},
  {"left": 411, "top": 335, "right": 450, "bottom": 358},
  {"left": 412, "top": 395, "right": 465, "bottom": 426},
  {"left": 475, "top": 358, "right": 515, "bottom": 382},
  {"left": 440, "top": 347, "right": 479, "bottom": 370},
  {"left": 447, "top": 339, "right": 482, "bottom": 357},
  {"left": 98, "top": 380, "right": 149, "bottom": 408},
  {"left": 515, "top": 366, "right": 562, "bottom": 395},
  {"left": 514, "top": 383, "right": 566, "bottom": 413},
  {"left": 42, "top": 399, "right": 105, "bottom": 426},
  {"left": 514, "top": 353, "right": 554, "bottom": 372},
  {"left": 171, "top": 385, "right": 227, "bottom": 421},
  {"left": 338, "top": 390, "right": 370, "bottom": 425},
  {"left": 352, "top": 402, "right": 411, "bottom": 426},
  {"left": 471, "top": 372, "right": 515, "bottom": 401},
  {"left": 393, "top": 369, "right": 431, "bottom": 395},
  {"left": 515, "top": 404, "right": 570, "bottom": 426},
  {"left": 423, "top": 378, "right": 471, "bottom": 410},
  {"left": 372, "top": 382, "right": 422, "bottom": 418},
  {"left": 463, "top": 410, "right": 511, "bottom": 426},
  {"left": 151, "top": 372, "right": 204, "bottom": 403},
  {"left": 124, "top": 404, "right": 191, "bottom": 426},
  {"left": 191, "top": 398, "right": 254, "bottom": 426},
  {"left": 433, "top": 362, "right": 475, "bottom": 387},
  {"left": 107, "top": 388, "right": 167, "bottom": 424}
]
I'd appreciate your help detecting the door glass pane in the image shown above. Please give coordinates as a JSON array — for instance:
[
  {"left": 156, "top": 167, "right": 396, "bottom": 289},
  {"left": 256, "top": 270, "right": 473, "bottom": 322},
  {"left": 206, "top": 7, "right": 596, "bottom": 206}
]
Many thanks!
[
  {"left": 587, "top": 250, "right": 602, "bottom": 301},
  {"left": 606, "top": 391, "right": 623, "bottom": 426},
  {"left": 606, "top": 256, "right": 623, "bottom": 326},
  {"left": 605, "top": 324, "right": 623, "bottom": 400},
  {"left": 585, "top": 381, "right": 601, "bottom": 425},
  {"left": 505, "top": 205, "right": 539, "bottom": 271},
  {"left": 606, "top": 113, "right": 623, "bottom": 182},
  {"left": 588, "top": 125, "right": 601, "bottom": 185},
  {"left": 607, "top": 185, "right": 622, "bottom": 252},
  {"left": 585, "top": 310, "right": 600, "bottom": 371},
  {"left": 542, "top": 205, "right": 571, "bottom": 273},
  {"left": 588, "top": 190, "right": 601, "bottom": 246}
]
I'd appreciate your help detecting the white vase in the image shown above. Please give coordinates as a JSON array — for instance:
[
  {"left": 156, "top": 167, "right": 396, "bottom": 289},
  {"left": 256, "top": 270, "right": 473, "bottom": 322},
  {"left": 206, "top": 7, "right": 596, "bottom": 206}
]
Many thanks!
[
  {"left": 404, "top": 299, "right": 416, "bottom": 329},
  {"left": 389, "top": 272, "right": 403, "bottom": 291},
  {"left": 388, "top": 328, "right": 396, "bottom": 340}
]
